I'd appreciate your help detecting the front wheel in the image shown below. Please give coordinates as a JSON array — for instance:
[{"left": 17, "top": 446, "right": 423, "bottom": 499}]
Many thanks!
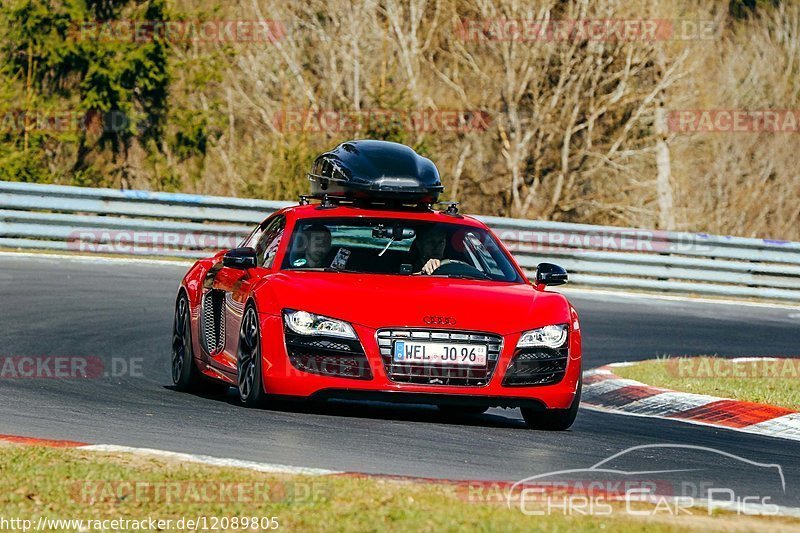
[
  {"left": 237, "top": 304, "right": 266, "bottom": 407},
  {"left": 172, "top": 292, "right": 229, "bottom": 395},
  {"left": 172, "top": 292, "right": 203, "bottom": 391},
  {"left": 521, "top": 380, "right": 581, "bottom": 431}
]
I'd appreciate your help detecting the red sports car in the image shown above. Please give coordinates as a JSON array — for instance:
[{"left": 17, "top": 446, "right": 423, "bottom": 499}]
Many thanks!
[{"left": 171, "top": 140, "right": 582, "bottom": 430}]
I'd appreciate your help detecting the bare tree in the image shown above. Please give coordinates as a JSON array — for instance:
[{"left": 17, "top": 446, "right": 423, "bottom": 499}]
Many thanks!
[{"left": 162, "top": 0, "right": 797, "bottom": 239}]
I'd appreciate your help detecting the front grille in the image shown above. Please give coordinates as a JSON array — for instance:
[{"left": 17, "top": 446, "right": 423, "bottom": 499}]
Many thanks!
[
  {"left": 201, "top": 290, "right": 225, "bottom": 353},
  {"left": 377, "top": 329, "right": 503, "bottom": 386},
  {"left": 285, "top": 332, "right": 371, "bottom": 379},
  {"left": 502, "top": 346, "right": 569, "bottom": 386}
]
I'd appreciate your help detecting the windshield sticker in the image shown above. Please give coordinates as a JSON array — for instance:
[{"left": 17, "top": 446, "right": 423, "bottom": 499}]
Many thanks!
[
  {"left": 330, "top": 248, "right": 351, "bottom": 270},
  {"left": 293, "top": 258, "right": 307, "bottom": 267}
]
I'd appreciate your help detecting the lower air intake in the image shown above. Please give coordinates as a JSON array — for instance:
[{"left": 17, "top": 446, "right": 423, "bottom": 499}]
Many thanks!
[
  {"left": 502, "top": 346, "right": 569, "bottom": 386},
  {"left": 284, "top": 332, "right": 371, "bottom": 379}
]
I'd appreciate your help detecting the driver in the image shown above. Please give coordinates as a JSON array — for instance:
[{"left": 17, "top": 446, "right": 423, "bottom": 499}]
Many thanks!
[
  {"left": 298, "top": 224, "right": 332, "bottom": 268},
  {"left": 413, "top": 226, "right": 447, "bottom": 275}
]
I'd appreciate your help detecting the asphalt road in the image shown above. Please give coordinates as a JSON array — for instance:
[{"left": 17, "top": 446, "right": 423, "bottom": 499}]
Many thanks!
[{"left": 0, "top": 254, "right": 798, "bottom": 507}]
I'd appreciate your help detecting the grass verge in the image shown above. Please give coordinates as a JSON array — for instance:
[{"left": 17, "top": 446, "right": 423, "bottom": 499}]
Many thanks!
[
  {"left": 1, "top": 444, "right": 799, "bottom": 532},
  {"left": 612, "top": 357, "right": 800, "bottom": 410}
]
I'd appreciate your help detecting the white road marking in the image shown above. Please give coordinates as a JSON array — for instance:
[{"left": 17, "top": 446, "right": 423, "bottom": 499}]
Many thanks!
[
  {"left": 0, "top": 250, "right": 192, "bottom": 267},
  {"left": 561, "top": 286, "right": 800, "bottom": 310},
  {"left": 78, "top": 444, "right": 342, "bottom": 476}
]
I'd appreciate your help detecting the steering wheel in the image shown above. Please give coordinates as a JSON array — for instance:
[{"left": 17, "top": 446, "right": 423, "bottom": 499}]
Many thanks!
[{"left": 431, "top": 259, "right": 488, "bottom": 278}]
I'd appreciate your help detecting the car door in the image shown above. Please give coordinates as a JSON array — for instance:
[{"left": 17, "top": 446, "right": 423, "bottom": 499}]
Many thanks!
[{"left": 207, "top": 215, "right": 285, "bottom": 373}]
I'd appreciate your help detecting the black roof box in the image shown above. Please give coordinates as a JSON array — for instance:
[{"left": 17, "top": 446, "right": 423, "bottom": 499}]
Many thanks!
[{"left": 309, "top": 140, "right": 443, "bottom": 204}]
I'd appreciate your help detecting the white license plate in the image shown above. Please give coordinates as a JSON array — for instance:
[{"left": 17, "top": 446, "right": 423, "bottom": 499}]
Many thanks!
[{"left": 393, "top": 341, "right": 487, "bottom": 366}]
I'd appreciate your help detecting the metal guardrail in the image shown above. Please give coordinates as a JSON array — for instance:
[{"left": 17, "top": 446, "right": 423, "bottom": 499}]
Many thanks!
[{"left": 1, "top": 180, "right": 799, "bottom": 300}]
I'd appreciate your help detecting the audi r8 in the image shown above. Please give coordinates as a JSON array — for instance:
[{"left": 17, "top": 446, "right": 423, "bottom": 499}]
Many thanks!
[{"left": 171, "top": 140, "right": 582, "bottom": 429}]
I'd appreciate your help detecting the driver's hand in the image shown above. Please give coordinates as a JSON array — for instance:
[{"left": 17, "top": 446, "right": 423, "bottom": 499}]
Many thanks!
[{"left": 422, "top": 258, "right": 441, "bottom": 275}]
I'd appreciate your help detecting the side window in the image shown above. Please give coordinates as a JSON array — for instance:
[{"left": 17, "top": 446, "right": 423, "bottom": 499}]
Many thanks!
[
  {"left": 255, "top": 216, "right": 285, "bottom": 268},
  {"left": 465, "top": 231, "right": 505, "bottom": 277},
  {"left": 242, "top": 223, "right": 266, "bottom": 249}
]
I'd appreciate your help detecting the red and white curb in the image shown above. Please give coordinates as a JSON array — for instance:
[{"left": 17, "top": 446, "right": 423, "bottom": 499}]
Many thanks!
[{"left": 583, "top": 361, "right": 800, "bottom": 442}]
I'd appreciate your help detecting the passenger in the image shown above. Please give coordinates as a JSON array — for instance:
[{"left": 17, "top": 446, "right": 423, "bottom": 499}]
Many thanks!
[{"left": 299, "top": 224, "right": 332, "bottom": 268}]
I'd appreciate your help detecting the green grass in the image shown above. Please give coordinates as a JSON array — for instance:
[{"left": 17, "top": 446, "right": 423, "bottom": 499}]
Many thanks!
[
  {"left": 2, "top": 444, "right": 796, "bottom": 532},
  {"left": 613, "top": 357, "right": 800, "bottom": 410}
]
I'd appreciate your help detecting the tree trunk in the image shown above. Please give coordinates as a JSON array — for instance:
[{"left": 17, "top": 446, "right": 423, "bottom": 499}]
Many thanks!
[
  {"left": 654, "top": 47, "right": 676, "bottom": 231},
  {"left": 655, "top": 105, "right": 675, "bottom": 230}
]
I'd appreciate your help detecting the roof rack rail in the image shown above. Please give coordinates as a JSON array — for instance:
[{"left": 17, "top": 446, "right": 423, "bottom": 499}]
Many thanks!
[
  {"left": 432, "top": 201, "right": 460, "bottom": 215},
  {"left": 297, "top": 192, "right": 440, "bottom": 212}
]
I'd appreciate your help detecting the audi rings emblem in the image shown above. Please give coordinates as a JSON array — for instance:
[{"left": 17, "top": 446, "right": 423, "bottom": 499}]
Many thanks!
[{"left": 423, "top": 315, "right": 456, "bottom": 326}]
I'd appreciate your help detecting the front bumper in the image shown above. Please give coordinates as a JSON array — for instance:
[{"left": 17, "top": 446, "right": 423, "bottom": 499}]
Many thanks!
[{"left": 260, "top": 315, "right": 582, "bottom": 410}]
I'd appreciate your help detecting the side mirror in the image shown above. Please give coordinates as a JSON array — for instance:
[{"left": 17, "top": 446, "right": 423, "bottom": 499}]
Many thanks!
[
  {"left": 535, "top": 262, "right": 568, "bottom": 287},
  {"left": 223, "top": 247, "right": 257, "bottom": 269}
]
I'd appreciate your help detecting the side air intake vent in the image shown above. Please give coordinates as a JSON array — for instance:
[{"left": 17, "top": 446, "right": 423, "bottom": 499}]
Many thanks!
[{"left": 201, "top": 290, "right": 225, "bottom": 354}]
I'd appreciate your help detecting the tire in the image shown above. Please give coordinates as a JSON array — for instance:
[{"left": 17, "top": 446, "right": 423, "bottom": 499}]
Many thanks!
[
  {"left": 237, "top": 304, "right": 266, "bottom": 407},
  {"left": 172, "top": 292, "right": 230, "bottom": 394},
  {"left": 521, "top": 380, "right": 581, "bottom": 431},
  {"left": 437, "top": 405, "right": 489, "bottom": 416}
]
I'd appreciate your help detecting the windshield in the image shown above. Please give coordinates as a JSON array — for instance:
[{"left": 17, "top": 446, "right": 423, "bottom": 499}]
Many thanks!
[{"left": 282, "top": 218, "right": 524, "bottom": 283}]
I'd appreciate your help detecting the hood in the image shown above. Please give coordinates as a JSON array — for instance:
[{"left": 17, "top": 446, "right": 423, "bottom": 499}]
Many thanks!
[{"left": 260, "top": 271, "right": 569, "bottom": 336}]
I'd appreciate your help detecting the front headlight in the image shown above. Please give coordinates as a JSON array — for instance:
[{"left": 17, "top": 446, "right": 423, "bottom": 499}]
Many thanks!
[
  {"left": 283, "top": 309, "right": 357, "bottom": 339},
  {"left": 517, "top": 324, "right": 568, "bottom": 349}
]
